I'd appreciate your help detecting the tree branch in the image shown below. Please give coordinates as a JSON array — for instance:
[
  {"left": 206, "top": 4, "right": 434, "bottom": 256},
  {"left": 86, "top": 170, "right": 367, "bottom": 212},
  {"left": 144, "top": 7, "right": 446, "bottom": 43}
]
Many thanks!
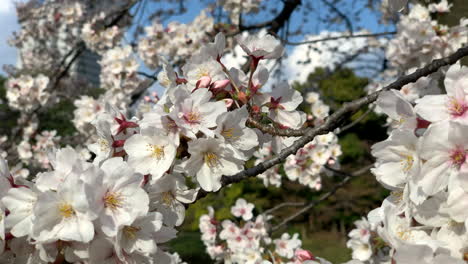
[
  {"left": 239, "top": 0, "right": 302, "bottom": 34},
  {"left": 322, "top": 0, "right": 354, "bottom": 34},
  {"left": 263, "top": 201, "right": 305, "bottom": 215},
  {"left": 336, "top": 105, "right": 375, "bottom": 135},
  {"left": 246, "top": 117, "right": 307, "bottom": 137},
  {"left": 283, "top": 31, "right": 396, "bottom": 46},
  {"left": 191, "top": 45, "right": 468, "bottom": 203},
  {"left": 271, "top": 164, "right": 372, "bottom": 231}
]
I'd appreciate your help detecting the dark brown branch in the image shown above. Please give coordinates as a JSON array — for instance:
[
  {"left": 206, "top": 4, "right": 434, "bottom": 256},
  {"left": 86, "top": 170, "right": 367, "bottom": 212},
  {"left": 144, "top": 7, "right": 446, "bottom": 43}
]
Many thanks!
[
  {"left": 267, "top": 0, "right": 302, "bottom": 34},
  {"left": 191, "top": 45, "right": 468, "bottom": 203},
  {"left": 239, "top": 0, "right": 302, "bottom": 34},
  {"left": 246, "top": 117, "right": 307, "bottom": 137},
  {"left": 137, "top": 71, "right": 158, "bottom": 81},
  {"left": 271, "top": 165, "right": 372, "bottom": 231},
  {"left": 51, "top": 42, "right": 86, "bottom": 89},
  {"left": 322, "top": 0, "right": 354, "bottom": 34}
]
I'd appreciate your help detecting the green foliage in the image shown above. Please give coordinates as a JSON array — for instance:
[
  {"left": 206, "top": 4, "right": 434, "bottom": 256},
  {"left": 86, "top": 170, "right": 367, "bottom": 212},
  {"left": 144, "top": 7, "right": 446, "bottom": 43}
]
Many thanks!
[
  {"left": 301, "top": 231, "right": 351, "bottom": 263},
  {"left": 38, "top": 99, "right": 77, "bottom": 137},
  {"left": 339, "top": 133, "right": 365, "bottom": 162},
  {"left": 293, "top": 67, "right": 368, "bottom": 111},
  {"left": 0, "top": 76, "right": 19, "bottom": 136},
  {"left": 169, "top": 232, "right": 212, "bottom": 262}
]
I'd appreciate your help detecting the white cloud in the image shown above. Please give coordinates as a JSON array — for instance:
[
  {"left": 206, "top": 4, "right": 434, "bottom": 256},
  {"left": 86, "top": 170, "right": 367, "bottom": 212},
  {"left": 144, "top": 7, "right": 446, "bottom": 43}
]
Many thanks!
[
  {"left": 0, "top": 1, "right": 14, "bottom": 14},
  {"left": 220, "top": 30, "right": 369, "bottom": 89},
  {"left": 284, "top": 31, "right": 368, "bottom": 84}
]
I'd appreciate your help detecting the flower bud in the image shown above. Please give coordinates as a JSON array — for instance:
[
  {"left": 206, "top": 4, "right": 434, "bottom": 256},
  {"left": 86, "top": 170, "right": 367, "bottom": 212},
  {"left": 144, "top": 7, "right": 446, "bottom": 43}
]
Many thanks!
[
  {"left": 211, "top": 79, "right": 230, "bottom": 91},
  {"left": 196, "top": 76, "right": 212, "bottom": 89},
  {"left": 223, "top": 98, "right": 234, "bottom": 108}
]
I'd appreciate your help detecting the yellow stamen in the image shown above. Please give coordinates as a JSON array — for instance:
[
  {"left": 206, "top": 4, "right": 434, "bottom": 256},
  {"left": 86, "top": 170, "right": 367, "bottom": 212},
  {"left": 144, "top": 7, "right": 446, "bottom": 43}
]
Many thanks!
[
  {"left": 204, "top": 152, "right": 220, "bottom": 168},
  {"left": 104, "top": 192, "right": 123, "bottom": 210},
  {"left": 59, "top": 203, "right": 75, "bottom": 218},
  {"left": 147, "top": 144, "right": 165, "bottom": 160},
  {"left": 99, "top": 138, "right": 109, "bottom": 152},
  {"left": 161, "top": 191, "right": 174, "bottom": 206},
  {"left": 391, "top": 191, "right": 404, "bottom": 202},
  {"left": 401, "top": 155, "right": 414, "bottom": 172},
  {"left": 186, "top": 112, "right": 201, "bottom": 123},
  {"left": 221, "top": 127, "right": 238, "bottom": 139},
  {"left": 196, "top": 68, "right": 210, "bottom": 79},
  {"left": 123, "top": 226, "right": 141, "bottom": 240},
  {"left": 152, "top": 146, "right": 165, "bottom": 159},
  {"left": 397, "top": 230, "right": 410, "bottom": 240}
]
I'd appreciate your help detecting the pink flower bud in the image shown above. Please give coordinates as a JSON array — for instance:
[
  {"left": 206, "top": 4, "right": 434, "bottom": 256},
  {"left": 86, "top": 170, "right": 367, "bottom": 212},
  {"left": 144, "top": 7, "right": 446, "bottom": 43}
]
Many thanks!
[
  {"left": 295, "top": 249, "right": 315, "bottom": 262},
  {"left": 251, "top": 105, "right": 261, "bottom": 114},
  {"left": 211, "top": 79, "right": 230, "bottom": 91},
  {"left": 196, "top": 76, "right": 212, "bottom": 89},
  {"left": 223, "top": 99, "right": 234, "bottom": 108}
]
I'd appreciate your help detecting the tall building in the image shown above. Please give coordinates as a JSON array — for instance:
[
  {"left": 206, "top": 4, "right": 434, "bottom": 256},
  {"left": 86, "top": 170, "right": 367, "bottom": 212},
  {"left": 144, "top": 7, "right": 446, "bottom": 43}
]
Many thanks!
[{"left": 70, "top": 48, "right": 101, "bottom": 87}]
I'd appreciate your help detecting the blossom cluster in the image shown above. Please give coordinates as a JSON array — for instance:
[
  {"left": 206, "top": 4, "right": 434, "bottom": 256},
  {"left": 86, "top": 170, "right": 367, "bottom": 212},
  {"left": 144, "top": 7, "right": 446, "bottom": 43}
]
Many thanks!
[
  {"left": 82, "top": 12, "right": 123, "bottom": 53},
  {"left": 18, "top": 130, "right": 61, "bottom": 169},
  {"left": 254, "top": 91, "right": 341, "bottom": 190},
  {"left": 346, "top": 217, "right": 389, "bottom": 264},
  {"left": 100, "top": 45, "right": 142, "bottom": 94},
  {"left": 0, "top": 152, "right": 187, "bottom": 263},
  {"left": 6, "top": 74, "right": 50, "bottom": 112},
  {"left": 367, "top": 1, "right": 468, "bottom": 104},
  {"left": 219, "top": 0, "right": 262, "bottom": 24},
  {"left": 346, "top": 64, "right": 468, "bottom": 264},
  {"left": 199, "top": 198, "right": 331, "bottom": 264},
  {"left": 138, "top": 11, "right": 214, "bottom": 68},
  {"left": 387, "top": 1, "right": 466, "bottom": 71},
  {"left": 1, "top": 27, "right": 343, "bottom": 263}
]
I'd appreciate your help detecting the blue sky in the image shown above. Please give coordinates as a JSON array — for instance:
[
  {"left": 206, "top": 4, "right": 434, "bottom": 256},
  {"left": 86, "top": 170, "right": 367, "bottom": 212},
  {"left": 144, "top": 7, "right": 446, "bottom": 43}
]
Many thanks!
[
  {"left": 0, "top": 0, "right": 393, "bottom": 77},
  {"left": 0, "top": 1, "right": 19, "bottom": 75}
]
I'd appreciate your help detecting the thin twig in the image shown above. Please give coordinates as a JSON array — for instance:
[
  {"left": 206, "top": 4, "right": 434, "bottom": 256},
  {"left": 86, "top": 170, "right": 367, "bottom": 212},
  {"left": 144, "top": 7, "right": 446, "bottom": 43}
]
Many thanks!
[
  {"left": 271, "top": 164, "right": 372, "bottom": 231},
  {"left": 322, "top": 0, "right": 354, "bottom": 34},
  {"left": 283, "top": 31, "right": 396, "bottom": 46},
  {"left": 336, "top": 105, "right": 375, "bottom": 135},
  {"left": 263, "top": 202, "right": 305, "bottom": 215}
]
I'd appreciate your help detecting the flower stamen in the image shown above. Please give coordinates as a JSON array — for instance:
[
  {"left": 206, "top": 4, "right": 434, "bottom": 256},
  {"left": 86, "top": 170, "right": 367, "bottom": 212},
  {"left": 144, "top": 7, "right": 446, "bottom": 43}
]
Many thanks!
[
  {"left": 123, "top": 225, "right": 141, "bottom": 240},
  {"left": 104, "top": 191, "right": 123, "bottom": 210},
  {"left": 204, "top": 152, "right": 220, "bottom": 168},
  {"left": 59, "top": 203, "right": 75, "bottom": 218}
]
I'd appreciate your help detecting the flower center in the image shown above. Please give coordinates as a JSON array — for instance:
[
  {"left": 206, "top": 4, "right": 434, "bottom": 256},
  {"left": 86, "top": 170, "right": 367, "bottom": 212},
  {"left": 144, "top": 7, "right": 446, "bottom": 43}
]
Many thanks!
[
  {"left": 104, "top": 191, "right": 123, "bottom": 210},
  {"left": 184, "top": 111, "right": 201, "bottom": 124},
  {"left": 59, "top": 203, "right": 75, "bottom": 218},
  {"left": 196, "top": 68, "right": 210, "bottom": 79},
  {"left": 448, "top": 98, "right": 468, "bottom": 117},
  {"left": 99, "top": 138, "right": 109, "bottom": 152},
  {"left": 450, "top": 148, "right": 466, "bottom": 168},
  {"left": 123, "top": 225, "right": 141, "bottom": 240},
  {"left": 162, "top": 191, "right": 174, "bottom": 206},
  {"left": 148, "top": 144, "right": 165, "bottom": 160},
  {"left": 397, "top": 229, "right": 411, "bottom": 241},
  {"left": 221, "top": 127, "right": 238, "bottom": 139},
  {"left": 401, "top": 155, "right": 414, "bottom": 172},
  {"left": 204, "top": 152, "right": 220, "bottom": 168}
]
